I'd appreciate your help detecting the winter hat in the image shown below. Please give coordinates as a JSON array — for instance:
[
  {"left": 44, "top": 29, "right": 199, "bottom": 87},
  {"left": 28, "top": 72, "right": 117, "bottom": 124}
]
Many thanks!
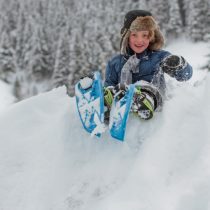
[
  {"left": 120, "top": 10, "right": 164, "bottom": 55},
  {"left": 121, "top": 10, "right": 152, "bottom": 35}
]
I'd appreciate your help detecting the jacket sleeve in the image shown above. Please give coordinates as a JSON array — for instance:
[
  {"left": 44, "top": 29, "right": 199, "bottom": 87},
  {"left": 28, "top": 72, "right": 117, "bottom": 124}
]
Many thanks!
[{"left": 104, "top": 59, "right": 120, "bottom": 87}]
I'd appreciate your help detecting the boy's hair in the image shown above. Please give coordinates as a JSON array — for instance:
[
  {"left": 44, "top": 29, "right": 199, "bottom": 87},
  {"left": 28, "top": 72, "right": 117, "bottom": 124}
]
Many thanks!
[{"left": 120, "top": 10, "right": 164, "bottom": 55}]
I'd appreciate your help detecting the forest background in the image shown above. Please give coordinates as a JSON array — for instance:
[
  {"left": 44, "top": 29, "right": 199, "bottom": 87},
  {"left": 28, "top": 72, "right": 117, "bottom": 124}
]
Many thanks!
[{"left": 0, "top": 0, "right": 209, "bottom": 100}]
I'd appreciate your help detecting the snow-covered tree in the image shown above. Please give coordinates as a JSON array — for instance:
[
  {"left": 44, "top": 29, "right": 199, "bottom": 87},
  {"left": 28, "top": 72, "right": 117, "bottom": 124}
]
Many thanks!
[
  {"left": 148, "top": 0, "right": 170, "bottom": 36},
  {"left": 0, "top": 31, "right": 16, "bottom": 83},
  {"left": 187, "top": 0, "right": 209, "bottom": 41},
  {"left": 177, "top": 0, "right": 187, "bottom": 27},
  {"left": 0, "top": 0, "right": 209, "bottom": 100},
  {"left": 167, "top": 0, "right": 182, "bottom": 39},
  {"left": 52, "top": 28, "right": 71, "bottom": 89}
]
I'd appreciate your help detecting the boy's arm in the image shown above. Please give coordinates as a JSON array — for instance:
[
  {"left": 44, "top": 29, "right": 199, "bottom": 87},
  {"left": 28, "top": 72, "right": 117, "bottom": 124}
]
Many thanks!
[
  {"left": 160, "top": 55, "right": 193, "bottom": 81},
  {"left": 104, "top": 60, "right": 119, "bottom": 87}
]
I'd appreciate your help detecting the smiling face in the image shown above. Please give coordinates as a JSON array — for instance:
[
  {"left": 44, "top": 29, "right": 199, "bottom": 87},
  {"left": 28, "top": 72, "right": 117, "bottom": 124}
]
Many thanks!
[{"left": 128, "top": 30, "right": 150, "bottom": 54}]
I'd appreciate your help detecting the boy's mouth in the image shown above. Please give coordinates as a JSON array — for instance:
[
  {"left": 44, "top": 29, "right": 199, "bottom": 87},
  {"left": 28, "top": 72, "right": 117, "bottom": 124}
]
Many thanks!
[{"left": 135, "top": 44, "right": 144, "bottom": 48}]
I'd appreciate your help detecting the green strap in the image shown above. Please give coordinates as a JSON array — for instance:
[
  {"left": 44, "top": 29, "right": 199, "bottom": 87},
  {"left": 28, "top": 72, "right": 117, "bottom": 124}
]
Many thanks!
[
  {"left": 104, "top": 88, "right": 113, "bottom": 108},
  {"left": 135, "top": 85, "right": 141, "bottom": 95},
  {"left": 135, "top": 85, "right": 154, "bottom": 113},
  {"left": 143, "top": 99, "right": 154, "bottom": 113}
]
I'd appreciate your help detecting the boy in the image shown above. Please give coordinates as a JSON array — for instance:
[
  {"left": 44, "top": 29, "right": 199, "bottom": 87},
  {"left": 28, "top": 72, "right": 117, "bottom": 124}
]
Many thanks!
[
  {"left": 80, "top": 10, "right": 193, "bottom": 120},
  {"left": 103, "top": 10, "right": 192, "bottom": 120}
]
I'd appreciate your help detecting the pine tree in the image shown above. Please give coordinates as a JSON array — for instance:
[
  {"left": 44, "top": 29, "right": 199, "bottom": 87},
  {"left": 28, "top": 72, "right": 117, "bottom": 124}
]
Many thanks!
[
  {"left": 30, "top": 28, "right": 53, "bottom": 82},
  {"left": 167, "top": 0, "right": 182, "bottom": 39},
  {"left": 148, "top": 0, "right": 170, "bottom": 36},
  {"left": 187, "top": 0, "right": 209, "bottom": 41},
  {"left": 203, "top": 0, "right": 210, "bottom": 41},
  {"left": 0, "top": 30, "right": 16, "bottom": 83},
  {"left": 52, "top": 28, "right": 71, "bottom": 88},
  {"left": 1, "top": 0, "right": 209, "bottom": 100},
  {"left": 177, "top": 0, "right": 186, "bottom": 27}
]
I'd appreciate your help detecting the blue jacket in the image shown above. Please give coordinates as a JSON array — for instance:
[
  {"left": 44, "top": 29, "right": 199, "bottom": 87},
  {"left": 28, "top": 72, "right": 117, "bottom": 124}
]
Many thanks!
[{"left": 104, "top": 49, "right": 193, "bottom": 94}]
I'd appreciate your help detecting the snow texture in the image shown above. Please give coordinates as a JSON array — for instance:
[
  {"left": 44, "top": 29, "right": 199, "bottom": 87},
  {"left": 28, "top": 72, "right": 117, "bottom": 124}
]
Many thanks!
[
  {"left": 79, "top": 77, "right": 93, "bottom": 90},
  {"left": 0, "top": 39, "right": 209, "bottom": 210}
]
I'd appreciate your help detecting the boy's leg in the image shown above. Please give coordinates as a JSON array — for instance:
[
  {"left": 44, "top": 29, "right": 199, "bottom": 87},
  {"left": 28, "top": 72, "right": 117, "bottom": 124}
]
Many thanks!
[
  {"left": 104, "top": 86, "right": 115, "bottom": 123},
  {"left": 104, "top": 81, "right": 163, "bottom": 122},
  {"left": 132, "top": 86, "right": 154, "bottom": 120},
  {"left": 131, "top": 82, "right": 163, "bottom": 120},
  {"left": 104, "top": 84, "right": 128, "bottom": 123}
]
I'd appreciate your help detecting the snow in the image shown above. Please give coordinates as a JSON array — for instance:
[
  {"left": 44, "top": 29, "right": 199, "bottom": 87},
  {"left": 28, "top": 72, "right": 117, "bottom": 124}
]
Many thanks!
[
  {"left": 0, "top": 39, "right": 210, "bottom": 210},
  {"left": 79, "top": 77, "right": 93, "bottom": 89}
]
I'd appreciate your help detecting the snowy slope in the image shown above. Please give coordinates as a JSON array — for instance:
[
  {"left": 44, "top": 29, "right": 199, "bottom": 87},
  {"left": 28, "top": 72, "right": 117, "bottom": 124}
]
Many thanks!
[{"left": 0, "top": 40, "right": 209, "bottom": 210}]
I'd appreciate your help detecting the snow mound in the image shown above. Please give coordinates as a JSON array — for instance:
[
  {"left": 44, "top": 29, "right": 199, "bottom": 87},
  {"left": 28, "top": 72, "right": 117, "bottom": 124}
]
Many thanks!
[
  {"left": 0, "top": 72, "right": 210, "bottom": 210},
  {"left": 0, "top": 39, "right": 210, "bottom": 210}
]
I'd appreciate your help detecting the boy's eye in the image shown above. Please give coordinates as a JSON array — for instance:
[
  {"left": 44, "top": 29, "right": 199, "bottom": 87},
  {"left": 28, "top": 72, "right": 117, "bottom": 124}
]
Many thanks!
[
  {"left": 131, "top": 33, "right": 137, "bottom": 37},
  {"left": 143, "top": 33, "right": 149, "bottom": 38}
]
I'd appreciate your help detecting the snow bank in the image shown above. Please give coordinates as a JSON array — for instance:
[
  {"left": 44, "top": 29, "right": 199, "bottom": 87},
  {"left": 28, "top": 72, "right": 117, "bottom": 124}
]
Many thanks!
[{"left": 0, "top": 39, "right": 209, "bottom": 210}]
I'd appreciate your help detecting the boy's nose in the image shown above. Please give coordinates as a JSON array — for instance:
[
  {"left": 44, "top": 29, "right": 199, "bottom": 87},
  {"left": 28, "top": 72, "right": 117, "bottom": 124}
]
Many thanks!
[{"left": 136, "top": 39, "right": 144, "bottom": 44}]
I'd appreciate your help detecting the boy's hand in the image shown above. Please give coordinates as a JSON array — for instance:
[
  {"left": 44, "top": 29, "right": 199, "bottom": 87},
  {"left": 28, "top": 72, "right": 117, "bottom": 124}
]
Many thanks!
[{"left": 160, "top": 55, "right": 187, "bottom": 77}]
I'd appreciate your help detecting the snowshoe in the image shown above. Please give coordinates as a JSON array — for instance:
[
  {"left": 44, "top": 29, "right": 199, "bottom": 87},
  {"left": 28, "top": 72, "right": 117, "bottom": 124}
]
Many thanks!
[
  {"left": 109, "top": 84, "right": 135, "bottom": 141},
  {"left": 75, "top": 71, "right": 105, "bottom": 136}
]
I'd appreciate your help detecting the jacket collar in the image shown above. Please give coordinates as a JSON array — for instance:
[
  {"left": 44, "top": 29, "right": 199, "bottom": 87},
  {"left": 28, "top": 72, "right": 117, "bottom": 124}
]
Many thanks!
[
  {"left": 136, "top": 49, "right": 149, "bottom": 60},
  {"left": 123, "top": 47, "right": 150, "bottom": 61}
]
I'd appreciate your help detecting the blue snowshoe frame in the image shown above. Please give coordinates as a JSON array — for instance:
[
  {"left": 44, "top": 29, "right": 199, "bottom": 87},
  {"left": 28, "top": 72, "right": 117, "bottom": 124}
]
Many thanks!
[
  {"left": 109, "top": 84, "right": 135, "bottom": 141},
  {"left": 75, "top": 71, "right": 104, "bottom": 136}
]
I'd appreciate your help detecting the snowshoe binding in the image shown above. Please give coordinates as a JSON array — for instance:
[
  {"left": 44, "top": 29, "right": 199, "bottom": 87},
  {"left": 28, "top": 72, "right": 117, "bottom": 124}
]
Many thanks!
[{"left": 103, "top": 84, "right": 128, "bottom": 123}]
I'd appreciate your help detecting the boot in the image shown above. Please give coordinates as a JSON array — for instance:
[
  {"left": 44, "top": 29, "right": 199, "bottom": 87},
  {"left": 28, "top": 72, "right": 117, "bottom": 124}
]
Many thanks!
[
  {"left": 103, "top": 83, "right": 127, "bottom": 123},
  {"left": 131, "top": 86, "right": 155, "bottom": 120}
]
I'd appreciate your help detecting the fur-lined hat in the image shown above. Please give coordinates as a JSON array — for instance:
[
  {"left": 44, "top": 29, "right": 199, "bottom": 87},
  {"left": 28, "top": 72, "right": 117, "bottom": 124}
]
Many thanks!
[{"left": 120, "top": 10, "right": 164, "bottom": 55}]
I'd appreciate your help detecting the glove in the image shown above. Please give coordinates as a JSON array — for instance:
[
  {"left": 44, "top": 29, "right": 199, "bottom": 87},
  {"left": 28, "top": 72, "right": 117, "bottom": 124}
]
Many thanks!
[{"left": 160, "top": 55, "right": 187, "bottom": 77}]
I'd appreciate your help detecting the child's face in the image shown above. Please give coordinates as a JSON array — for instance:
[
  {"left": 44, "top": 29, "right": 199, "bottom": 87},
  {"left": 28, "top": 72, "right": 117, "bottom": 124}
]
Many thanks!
[{"left": 129, "top": 31, "right": 150, "bottom": 54}]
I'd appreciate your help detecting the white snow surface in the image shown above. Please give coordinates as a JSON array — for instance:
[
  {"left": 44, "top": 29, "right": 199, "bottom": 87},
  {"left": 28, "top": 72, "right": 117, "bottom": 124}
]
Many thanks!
[{"left": 0, "top": 39, "right": 210, "bottom": 210}]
